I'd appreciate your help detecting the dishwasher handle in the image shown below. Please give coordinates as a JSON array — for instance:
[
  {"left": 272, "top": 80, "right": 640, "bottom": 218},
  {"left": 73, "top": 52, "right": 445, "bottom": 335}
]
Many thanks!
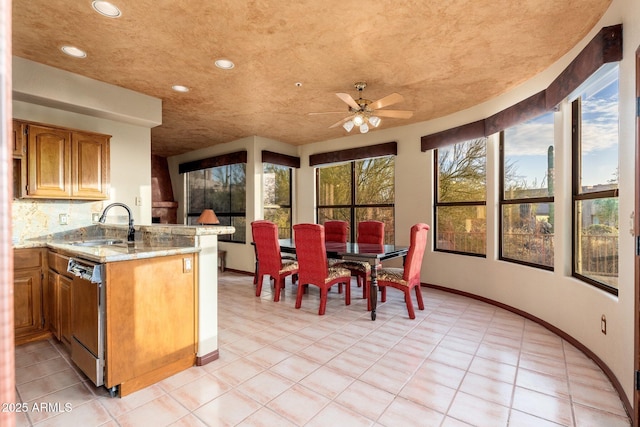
[{"left": 67, "top": 259, "right": 103, "bottom": 284}]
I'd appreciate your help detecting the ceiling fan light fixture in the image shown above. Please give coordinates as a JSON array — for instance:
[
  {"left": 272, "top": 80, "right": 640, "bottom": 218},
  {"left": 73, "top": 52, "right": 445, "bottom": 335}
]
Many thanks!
[
  {"left": 343, "top": 120, "right": 355, "bottom": 132},
  {"left": 313, "top": 82, "right": 413, "bottom": 133}
]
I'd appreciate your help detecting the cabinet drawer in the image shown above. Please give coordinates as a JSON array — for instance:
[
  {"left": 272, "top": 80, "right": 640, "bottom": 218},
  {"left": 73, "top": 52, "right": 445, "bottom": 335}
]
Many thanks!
[
  {"left": 14, "top": 248, "right": 43, "bottom": 270},
  {"left": 48, "top": 251, "right": 71, "bottom": 276}
]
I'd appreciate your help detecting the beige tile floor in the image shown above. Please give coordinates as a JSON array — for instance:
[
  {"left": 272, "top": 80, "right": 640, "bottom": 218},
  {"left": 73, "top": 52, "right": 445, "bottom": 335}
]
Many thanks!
[{"left": 12, "top": 271, "right": 631, "bottom": 426}]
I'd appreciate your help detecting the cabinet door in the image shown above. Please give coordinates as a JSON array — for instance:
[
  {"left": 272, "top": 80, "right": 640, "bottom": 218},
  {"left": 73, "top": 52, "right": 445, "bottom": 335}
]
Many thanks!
[
  {"left": 13, "top": 121, "right": 27, "bottom": 198},
  {"left": 27, "top": 125, "right": 72, "bottom": 197},
  {"left": 72, "top": 132, "right": 110, "bottom": 199},
  {"left": 105, "top": 254, "right": 196, "bottom": 392},
  {"left": 47, "top": 270, "right": 60, "bottom": 340},
  {"left": 12, "top": 120, "right": 25, "bottom": 157},
  {"left": 59, "top": 275, "right": 73, "bottom": 350},
  {"left": 14, "top": 269, "right": 43, "bottom": 338}
]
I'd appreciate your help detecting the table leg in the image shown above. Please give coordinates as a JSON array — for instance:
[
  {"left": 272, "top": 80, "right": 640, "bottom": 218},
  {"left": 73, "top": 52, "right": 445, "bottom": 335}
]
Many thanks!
[{"left": 370, "top": 262, "right": 378, "bottom": 321}]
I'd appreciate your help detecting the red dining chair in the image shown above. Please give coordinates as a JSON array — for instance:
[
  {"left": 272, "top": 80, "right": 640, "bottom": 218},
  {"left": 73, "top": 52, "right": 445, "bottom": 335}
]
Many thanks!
[
  {"left": 375, "top": 223, "right": 429, "bottom": 319},
  {"left": 334, "top": 221, "right": 385, "bottom": 299},
  {"left": 323, "top": 220, "right": 349, "bottom": 243},
  {"left": 251, "top": 220, "right": 299, "bottom": 302},
  {"left": 293, "top": 223, "right": 352, "bottom": 315},
  {"left": 323, "top": 219, "right": 349, "bottom": 293}
]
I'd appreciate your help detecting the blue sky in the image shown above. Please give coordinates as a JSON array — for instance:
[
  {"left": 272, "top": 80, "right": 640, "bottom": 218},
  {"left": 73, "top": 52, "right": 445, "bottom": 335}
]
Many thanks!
[
  {"left": 580, "top": 78, "right": 619, "bottom": 187},
  {"left": 504, "top": 70, "right": 619, "bottom": 190},
  {"left": 504, "top": 113, "right": 554, "bottom": 190}
]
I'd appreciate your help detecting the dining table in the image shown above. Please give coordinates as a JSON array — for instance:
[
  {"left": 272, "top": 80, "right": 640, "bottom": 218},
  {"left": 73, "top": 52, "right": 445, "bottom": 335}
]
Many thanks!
[{"left": 277, "top": 239, "right": 409, "bottom": 320}]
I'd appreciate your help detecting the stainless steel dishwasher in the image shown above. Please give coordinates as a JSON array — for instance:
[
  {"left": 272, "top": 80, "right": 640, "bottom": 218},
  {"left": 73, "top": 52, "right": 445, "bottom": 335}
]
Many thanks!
[{"left": 67, "top": 258, "right": 106, "bottom": 388}]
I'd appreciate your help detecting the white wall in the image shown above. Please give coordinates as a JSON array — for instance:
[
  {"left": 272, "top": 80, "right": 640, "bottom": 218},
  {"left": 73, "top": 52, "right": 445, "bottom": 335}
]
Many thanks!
[{"left": 170, "top": 0, "right": 638, "bottom": 405}]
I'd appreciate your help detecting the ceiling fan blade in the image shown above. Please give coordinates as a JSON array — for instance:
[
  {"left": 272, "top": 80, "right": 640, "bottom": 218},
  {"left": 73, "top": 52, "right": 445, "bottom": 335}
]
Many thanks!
[
  {"left": 369, "top": 93, "right": 403, "bottom": 110},
  {"left": 336, "top": 93, "right": 360, "bottom": 110},
  {"left": 329, "top": 116, "right": 352, "bottom": 128},
  {"left": 374, "top": 109, "right": 414, "bottom": 119}
]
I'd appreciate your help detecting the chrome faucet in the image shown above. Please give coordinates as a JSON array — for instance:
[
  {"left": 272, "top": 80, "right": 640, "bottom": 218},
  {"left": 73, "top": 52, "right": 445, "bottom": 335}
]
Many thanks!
[{"left": 99, "top": 202, "right": 135, "bottom": 242}]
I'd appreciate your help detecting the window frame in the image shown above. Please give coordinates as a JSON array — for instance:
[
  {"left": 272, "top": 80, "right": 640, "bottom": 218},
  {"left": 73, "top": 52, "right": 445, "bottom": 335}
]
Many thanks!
[
  {"left": 433, "top": 138, "right": 488, "bottom": 257},
  {"left": 315, "top": 156, "right": 396, "bottom": 244},
  {"left": 181, "top": 151, "right": 247, "bottom": 244},
  {"left": 571, "top": 67, "right": 620, "bottom": 294},
  {"left": 263, "top": 162, "right": 293, "bottom": 239},
  {"left": 185, "top": 163, "right": 247, "bottom": 243},
  {"left": 498, "top": 112, "right": 555, "bottom": 270}
]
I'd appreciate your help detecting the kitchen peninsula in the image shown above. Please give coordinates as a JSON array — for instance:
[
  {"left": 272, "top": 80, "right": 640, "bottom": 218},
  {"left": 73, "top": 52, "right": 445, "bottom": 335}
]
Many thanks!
[{"left": 14, "top": 223, "right": 234, "bottom": 397}]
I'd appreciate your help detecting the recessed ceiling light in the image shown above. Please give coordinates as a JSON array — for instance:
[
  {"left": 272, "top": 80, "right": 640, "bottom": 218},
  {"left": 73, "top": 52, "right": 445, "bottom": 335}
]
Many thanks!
[
  {"left": 214, "top": 59, "right": 235, "bottom": 70},
  {"left": 92, "top": 1, "right": 122, "bottom": 18},
  {"left": 172, "top": 85, "right": 190, "bottom": 93},
  {"left": 61, "top": 46, "right": 87, "bottom": 58}
]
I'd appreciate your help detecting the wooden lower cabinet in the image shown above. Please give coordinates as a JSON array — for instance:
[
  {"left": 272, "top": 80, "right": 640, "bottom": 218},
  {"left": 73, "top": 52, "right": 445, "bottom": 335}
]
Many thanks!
[
  {"left": 14, "top": 248, "right": 48, "bottom": 345},
  {"left": 16, "top": 248, "right": 198, "bottom": 396},
  {"left": 58, "top": 275, "right": 73, "bottom": 350},
  {"left": 14, "top": 269, "right": 43, "bottom": 337},
  {"left": 104, "top": 254, "right": 197, "bottom": 397},
  {"left": 46, "top": 271, "right": 60, "bottom": 340},
  {"left": 46, "top": 250, "right": 73, "bottom": 351}
]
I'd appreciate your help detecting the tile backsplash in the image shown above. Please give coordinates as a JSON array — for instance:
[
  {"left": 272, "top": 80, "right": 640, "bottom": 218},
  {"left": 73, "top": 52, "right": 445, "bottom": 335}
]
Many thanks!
[{"left": 12, "top": 199, "right": 104, "bottom": 245}]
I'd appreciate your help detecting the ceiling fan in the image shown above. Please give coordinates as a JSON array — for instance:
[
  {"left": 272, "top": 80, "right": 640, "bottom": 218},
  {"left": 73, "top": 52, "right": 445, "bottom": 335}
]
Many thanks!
[{"left": 309, "top": 82, "right": 413, "bottom": 134}]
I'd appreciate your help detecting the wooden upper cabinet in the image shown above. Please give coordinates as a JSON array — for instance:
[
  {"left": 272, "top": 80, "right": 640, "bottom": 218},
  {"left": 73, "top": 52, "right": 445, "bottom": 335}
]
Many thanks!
[
  {"left": 72, "top": 132, "right": 110, "bottom": 199},
  {"left": 13, "top": 120, "right": 27, "bottom": 199},
  {"left": 21, "top": 120, "right": 111, "bottom": 200},
  {"left": 12, "top": 120, "right": 26, "bottom": 157},
  {"left": 27, "top": 124, "right": 72, "bottom": 198}
]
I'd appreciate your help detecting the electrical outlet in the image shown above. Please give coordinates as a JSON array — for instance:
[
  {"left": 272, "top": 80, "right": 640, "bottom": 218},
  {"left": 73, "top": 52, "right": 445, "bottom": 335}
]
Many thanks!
[
  {"left": 135, "top": 196, "right": 142, "bottom": 206},
  {"left": 601, "top": 314, "right": 607, "bottom": 335},
  {"left": 92, "top": 213, "right": 100, "bottom": 223},
  {"left": 183, "top": 257, "right": 192, "bottom": 273},
  {"left": 59, "top": 213, "right": 68, "bottom": 225}
]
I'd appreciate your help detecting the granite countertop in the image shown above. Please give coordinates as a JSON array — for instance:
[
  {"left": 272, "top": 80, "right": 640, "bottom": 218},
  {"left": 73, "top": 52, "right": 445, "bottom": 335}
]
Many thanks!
[
  {"left": 46, "top": 241, "right": 200, "bottom": 263},
  {"left": 15, "top": 223, "right": 235, "bottom": 263}
]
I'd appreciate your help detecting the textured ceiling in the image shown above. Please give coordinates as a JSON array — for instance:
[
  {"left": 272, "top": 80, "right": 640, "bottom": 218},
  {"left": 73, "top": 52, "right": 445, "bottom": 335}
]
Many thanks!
[{"left": 12, "top": 0, "right": 611, "bottom": 157}]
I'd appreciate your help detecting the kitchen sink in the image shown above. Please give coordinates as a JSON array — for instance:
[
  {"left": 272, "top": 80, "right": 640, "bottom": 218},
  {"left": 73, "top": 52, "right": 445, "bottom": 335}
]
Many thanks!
[{"left": 71, "top": 239, "right": 124, "bottom": 247}]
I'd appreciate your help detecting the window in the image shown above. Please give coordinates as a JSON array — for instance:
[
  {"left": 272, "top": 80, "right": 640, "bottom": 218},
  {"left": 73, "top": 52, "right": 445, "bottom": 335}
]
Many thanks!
[
  {"left": 316, "top": 155, "right": 395, "bottom": 243},
  {"left": 572, "top": 64, "right": 619, "bottom": 293},
  {"left": 500, "top": 112, "right": 555, "bottom": 268},
  {"left": 263, "top": 163, "right": 292, "bottom": 239},
  {"left": 186, "top": 163, "right": 246, "bottom": 243},
  {"left": 434, "top": 138, "right": 487, "bottom": 256}
]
